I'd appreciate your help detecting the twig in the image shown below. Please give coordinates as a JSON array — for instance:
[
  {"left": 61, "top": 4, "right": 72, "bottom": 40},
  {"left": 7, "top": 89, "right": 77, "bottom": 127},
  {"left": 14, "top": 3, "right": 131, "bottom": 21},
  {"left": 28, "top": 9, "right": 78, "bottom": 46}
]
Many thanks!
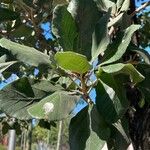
[
  {"left": 130, "top": 1, "right": 150, "bottom": 17},
  {"left": 68, "top": 74, "right": 82, "bottom": 90},
  {"left": 15, "top": 0, "right": 34, "bottom": 12},
  {"left": 108, "top": 26, "right": 115, "bottom": 36},
  {"left": 88, "top": 79, "right": 98, "bottom": 93},
  {"left": 80, "top": 75, "right": 93, "bottom": 104}
]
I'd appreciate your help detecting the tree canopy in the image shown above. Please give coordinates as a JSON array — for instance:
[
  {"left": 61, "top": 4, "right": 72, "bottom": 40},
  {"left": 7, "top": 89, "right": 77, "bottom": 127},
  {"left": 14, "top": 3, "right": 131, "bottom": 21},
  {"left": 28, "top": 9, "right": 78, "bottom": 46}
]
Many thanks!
[{"left": 0, "top": 0, "right": 150, "bottom": 150}]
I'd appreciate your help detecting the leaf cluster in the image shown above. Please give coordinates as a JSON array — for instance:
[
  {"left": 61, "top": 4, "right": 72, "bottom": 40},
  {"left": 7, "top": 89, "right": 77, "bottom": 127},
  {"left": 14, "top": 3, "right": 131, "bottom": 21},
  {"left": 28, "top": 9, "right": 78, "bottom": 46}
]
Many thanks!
[{"left": 0, "top": 0, "right": 150, "bottom": 149}]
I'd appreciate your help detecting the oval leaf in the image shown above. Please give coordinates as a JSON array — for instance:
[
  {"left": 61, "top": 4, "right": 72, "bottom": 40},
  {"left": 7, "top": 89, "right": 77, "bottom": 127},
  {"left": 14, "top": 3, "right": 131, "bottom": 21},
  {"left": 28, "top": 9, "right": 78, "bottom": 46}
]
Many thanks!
[
  {"left": 0, "top": 7, "right": 19, "bottom": 21},
  {"left": 55, "top": 51, "right": 92, "bottom": 74},
  {"left": 99, "top": 63, "right": 145, "bottom": 84},
  {"left": 69, "top": 106, "right": 109, "bottom": 150},
  {"left": 91, "top": 10, "right": 110, "bottom": 61},
  {"left": 0, "top": 77, "right": 47, "bottom": 120},
  {"left": 0, "top": 38, "right": 51, "bottom": 67},
  {"left": 28, "top": 91, "right": 80, "bottom": 121},
  {"left": 52, "top": 5, "right": 78, "bottom": 51},
  {"left": 68, "top": 0, "right": 100, "bottom": 60},
  {"left": 101, "top": 25, "right": 140, "bottom": 66}
]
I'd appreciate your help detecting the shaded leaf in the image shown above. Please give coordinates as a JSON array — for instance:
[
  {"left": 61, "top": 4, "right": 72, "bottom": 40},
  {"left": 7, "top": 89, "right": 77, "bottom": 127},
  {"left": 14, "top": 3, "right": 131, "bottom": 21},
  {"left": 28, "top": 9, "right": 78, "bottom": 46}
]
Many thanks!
[
  {"left": 38, "top": 120, "right": 56, "bottom": 130},
  {"left": 55, "top": 51, "right": 92, "bottom": 74},
  {"left": 32, "top": 80, "right": 63, "bottom": 93},
  {"left": 0, "top": 61, "right": 17, "bottom": 74},
  {"left": 91, "top": 10, "right": 110, "bottom": 61},
  {"left": 101, "top": 25, "right": 140, "bottom": 65},
  {"left": 68, "top": 0, "right": 101, "bottom": 60},
  {"left": 99, "top": 63, "right": 145, "bottom": 84},
  {"left": 28, "top": 91, "right": 80, "bottom": 121},
  {"left": 108, "top": 13, "right": 124, "bottom": 27},
  {"left": 85, "top": 106, "right": 110, "bottom": 150},
  {"left": 0, "top": 77, "right": 47, "bottom": 120},
  {"left": 116, "top": 0, "right": 124, "bottom": 11},
  {"left": 96, "top": 80, "right": 122, "bottom": 123},
  {"left": 69, "top": 106, "right": 109, "bottom": 150},
  {"left": 52, "top": 5, "right": 78, "bottom": 50},
  {"left": 113, "top": 120, "right": 130, "bottom": 143},
  {"left": 93, "top": 0, "right": 115, "bottom": 12},
  {"left": 0, "top": 38, "right": 51, "bottom": 67},
  {"left": 11, "top": 24, "right": 33, "bottom": 38},
  {"left": 96, "top": 71, "right": 129, "bottom": 117},
  {"left": 120, "top": 13, "right": 131, "bottom": 30},
  {"left": 69, "top": 107, "right": 90, "bottom": 150},
  {"left": 108, "top": 119, "right": 131, "bottom": 150},
  {"left": 0, "top": 7, "right": 19, "bottom": 22},
  {"left": 120, "top": 0, "right": 130, "bottom": 12},
  {"left": 0, "top": 55, "right": 7, "bottom": 63}
]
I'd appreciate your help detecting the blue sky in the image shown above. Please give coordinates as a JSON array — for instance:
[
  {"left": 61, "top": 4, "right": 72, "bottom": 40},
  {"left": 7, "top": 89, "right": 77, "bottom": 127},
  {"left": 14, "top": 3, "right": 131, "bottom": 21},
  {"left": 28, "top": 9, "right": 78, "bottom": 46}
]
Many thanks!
[{"left": 41, "top": 22, "right": 53, "bottom": 40}]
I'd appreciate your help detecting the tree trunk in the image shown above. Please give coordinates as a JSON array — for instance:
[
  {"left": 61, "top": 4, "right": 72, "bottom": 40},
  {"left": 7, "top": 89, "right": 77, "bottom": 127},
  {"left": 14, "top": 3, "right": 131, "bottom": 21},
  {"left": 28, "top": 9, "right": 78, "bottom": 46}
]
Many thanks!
[{"left": 127, "top": 1, "right": 150, "bottom": 149}]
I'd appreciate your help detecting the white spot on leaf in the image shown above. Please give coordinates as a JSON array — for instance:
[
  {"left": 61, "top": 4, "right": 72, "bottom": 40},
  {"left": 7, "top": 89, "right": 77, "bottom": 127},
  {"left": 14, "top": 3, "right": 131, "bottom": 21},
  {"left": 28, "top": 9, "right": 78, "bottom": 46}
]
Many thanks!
[
  {"left": 43, "top": 102, "right": 54, "bottom": 114},
  {"left": 122, "top": 39, "right": 125, "bottom": 43}
]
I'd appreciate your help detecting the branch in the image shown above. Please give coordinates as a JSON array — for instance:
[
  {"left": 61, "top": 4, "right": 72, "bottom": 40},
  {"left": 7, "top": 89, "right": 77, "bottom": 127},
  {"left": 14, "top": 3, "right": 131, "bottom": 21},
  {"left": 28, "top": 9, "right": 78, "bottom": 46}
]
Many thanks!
[
  {"left": 68, "top": 74, "right": 82, "bottom": 90},
  {"left": 108, "top": 26, "right": 115, "bottom": 36},
  {"left": 130, "top": 1, "right": 150, "bottom": 17}
]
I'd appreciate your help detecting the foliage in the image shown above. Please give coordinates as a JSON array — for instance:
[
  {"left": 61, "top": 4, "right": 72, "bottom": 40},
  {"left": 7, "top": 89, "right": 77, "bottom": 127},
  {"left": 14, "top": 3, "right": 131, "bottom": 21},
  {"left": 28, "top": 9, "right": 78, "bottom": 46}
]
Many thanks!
[
  {"left": 137, "top": 10, "right": 150, "bottom": 48},
  {"left": 0, "top": 0, "right": 150, "bottom": 150},
  {"left": 0, "top": 144, "right": 21, "bottom": 150},
  {"left": 32, "top": 120, "right": 69, "bottom": 147}
]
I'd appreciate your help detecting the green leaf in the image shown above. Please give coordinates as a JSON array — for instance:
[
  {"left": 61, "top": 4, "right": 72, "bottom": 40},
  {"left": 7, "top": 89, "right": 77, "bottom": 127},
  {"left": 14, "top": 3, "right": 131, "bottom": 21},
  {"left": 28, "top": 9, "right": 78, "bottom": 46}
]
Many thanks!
[
  {"left": 0, "top": 77, "right": 47, "bottom": 120},
  {"left": 101, "top": 25, "right": 140, "bottom": 66},
  {"left": 113, "top": 120, "right": 130, "bottom": 144},
  {"left": 68, "top": 0, "right": 101, "bottom": 60},
  {"left": 69, "top": 106, "right": 110, "bottom": 150},
  {"left": 55, "top": 51, "right": 92, "bottom": 74},
  {"left": 52, "top": 5, "right": 78, "bottom": 50},
  {"left": 0, "top": 61, "right": 17, "bottom": 74},
  {"left": 28, "top": 91, "right": 80, "bottom": 121},
  {"left": 85, "top": 106, "right": 110, "bottom": 150},
  {"left": 91, "top": 10, "right": 110, "bottom": 61},
  {"left": 116, "top": 0, "right": 124, "bottom": 10},
  {"left": 0, "top": 38, "right": 51, "bottom": 67},
  {"left": 109, "top": 119, "right": 131, "bottom": 150},
  {"left": 11, "top": 24, "right": 33, "bottom": 38},
  {"left": 69, "top": 107, "right": 89, "bottom": 150},
  {"left": 99, "top": 63, "right": 145, "bottom": 84},
  {"left": 108, "top": 13, "right": 124, "bottom": 27},
  {"left": 96, "top": 80, "right": 122, "bottom": 123},
  {"left": 0, "top": 7, "right": 19, "bottom": 22},
  {"left": 93, "top": 0, "right": 115, "bottom": 12},
  {"left": 120, "top": 0, "right": 130, "bottom": 12},
  {"left": 120, "top": 13, "right": 131, "bottom": 30},
  {"left": 32, "top": 80, "right": 64, "bottom": 93},
  {"left": 96, "top": 72, "right": 129, "bottom": 118},
  {"left": 0, "top": 55, "right": 7, "bottom": 63}
]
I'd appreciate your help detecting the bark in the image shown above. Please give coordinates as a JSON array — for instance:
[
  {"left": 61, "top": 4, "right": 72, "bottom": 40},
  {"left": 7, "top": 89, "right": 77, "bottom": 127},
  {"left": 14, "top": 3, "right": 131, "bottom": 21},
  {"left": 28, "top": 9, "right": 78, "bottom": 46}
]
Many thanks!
[{"left": 126, "top": 82, "right": 150, "bottom": 150}]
